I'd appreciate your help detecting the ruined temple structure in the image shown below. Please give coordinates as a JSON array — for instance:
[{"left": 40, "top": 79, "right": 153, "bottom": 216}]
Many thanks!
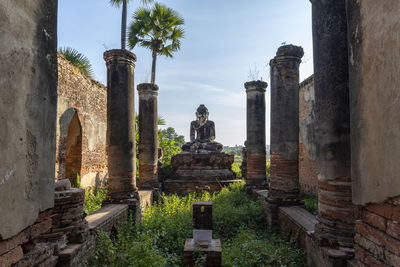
[
  {"left": 56, "top": 54, "right": 108, "bottom": 188},
  {"left": 1, "top": 0, "right": 400, "bottom": 266},
  {"left": 164, "top": 105, "right": 241, "bottom": 195}
]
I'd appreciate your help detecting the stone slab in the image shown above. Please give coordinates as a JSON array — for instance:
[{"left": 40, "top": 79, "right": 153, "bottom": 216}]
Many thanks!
[
  {"left": 86, "top": 204, "right": 128, "bottom": 232},
  {"left": 279, "top": 206, "right": 317, "bottom": 232},
  {"left": 278, "top": 206, "right": 317, "bottom": 249}
]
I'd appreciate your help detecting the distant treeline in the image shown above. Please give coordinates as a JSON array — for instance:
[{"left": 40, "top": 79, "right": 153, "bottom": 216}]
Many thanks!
[{"left": 224, "top": 145, "right": 270, "bottom": 158}]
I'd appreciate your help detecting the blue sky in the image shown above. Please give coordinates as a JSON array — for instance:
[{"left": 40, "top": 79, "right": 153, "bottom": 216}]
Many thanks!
[{"left": 58, "top": 0, "right": 313, "bottom": 146}]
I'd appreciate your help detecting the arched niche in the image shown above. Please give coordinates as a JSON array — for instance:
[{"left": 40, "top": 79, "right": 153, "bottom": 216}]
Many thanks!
[{"left": 64, "top": 110, "right": 82, "bottom": 184}]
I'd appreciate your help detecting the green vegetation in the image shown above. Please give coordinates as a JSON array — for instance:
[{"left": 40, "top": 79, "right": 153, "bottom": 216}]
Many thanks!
[
  {"left": 158, "top": 127, "right": 185, "bottom": 166},
  {"left": 300, "top": 191, "right": 318, "bottom": 215},
  {"left": 90, "top": 181, "right": 306, "bottom": 266},
  {"left": 59, "top": 47, "right": 94, "bottom": 78},
  {"left": 128, "top": 3, "right": 184, "bottom": 83},
  {"left": 224, "top": 146, "right": 243, "bottom": 178},
  {"left": 230, "top": 155, "right": 242, "bottom": 178},
  {"left": 84, "top": 187, "right": 108, "bottom": 215}
]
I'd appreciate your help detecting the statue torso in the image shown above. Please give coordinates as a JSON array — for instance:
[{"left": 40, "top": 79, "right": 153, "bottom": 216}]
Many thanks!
[{"left": 191, "top": 120, "right": 215, "bottom": 142}]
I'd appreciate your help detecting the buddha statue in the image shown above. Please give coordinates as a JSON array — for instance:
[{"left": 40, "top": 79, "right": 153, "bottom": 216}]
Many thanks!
[{"left": 182, "top": 104, "right": 223, "bottom": 152}]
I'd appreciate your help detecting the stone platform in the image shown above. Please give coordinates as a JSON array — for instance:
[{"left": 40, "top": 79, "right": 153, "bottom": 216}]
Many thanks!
[{"left": 164, "top": 152, "right": 241, "bottom": 195}]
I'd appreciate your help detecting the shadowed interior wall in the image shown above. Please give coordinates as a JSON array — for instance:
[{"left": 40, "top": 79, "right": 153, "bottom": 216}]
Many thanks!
[{"left": 0, "top": 0, "right": 58, "bottom": 239}]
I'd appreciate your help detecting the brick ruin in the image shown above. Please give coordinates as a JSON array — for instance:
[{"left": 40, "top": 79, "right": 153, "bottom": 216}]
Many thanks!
[
  {"left": 298, "top": 75, "right": 318, "bottom": 195},
  {"left": 56, "top": 53, "right": 108, "bottom": 187},
  {"left": 1, "top": 0, "right": 400, "bottom": 266}
]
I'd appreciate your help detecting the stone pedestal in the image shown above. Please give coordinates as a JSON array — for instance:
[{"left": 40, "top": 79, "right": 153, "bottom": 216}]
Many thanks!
[
  {"left": 245, "top": 81, "right": 268, "bottom": 188},
  {"left": 269, "top": 45, "right": 303, "bottom": 205},
  {"left": 103, "top": 49, "right": 137, "bottom": 201},
  {"left": 311, "top": 0, "right": 354, "bottom": 248},
  {"left": 184, "top": 239, "right": 221, "bottom": 267},
  {"left": 164, "top": 152, "right": 240, "bottom": 195},
  {"left": 137, "top": 83, "right": 159, "bottom": 189}
]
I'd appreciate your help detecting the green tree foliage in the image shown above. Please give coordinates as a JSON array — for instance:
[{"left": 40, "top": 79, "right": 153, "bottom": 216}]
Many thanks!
[
  {"left": 109, "top": 0, "right": 153, "bottom": 49},
  {"left": 59, "top": 47, "right": 94, "bottom": 78},
  {"left": 159, "top": 127, "right": 185, "bottom": 166},
  {"left": 128, "top": 3, "right": 184, "bottom": 83}
]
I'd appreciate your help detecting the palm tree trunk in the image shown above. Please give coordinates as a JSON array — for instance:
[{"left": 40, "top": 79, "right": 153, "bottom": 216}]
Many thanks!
[
  {"left": 121, "top": 0, "right": 128, "bottom": 50},
  {"left": 151, "top": 49, "right": 157, "bottom": 84}
]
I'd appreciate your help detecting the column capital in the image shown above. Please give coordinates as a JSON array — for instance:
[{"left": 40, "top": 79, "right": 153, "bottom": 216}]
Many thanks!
[
  {"left": 104, "top": 49, "right": 136, "bottom": 67},
  {"left": 244, "top": 80, "right": 268, "bottom": 93},
  {"left": 271, "top": 45, "right": 304, "bottom": 65},
  {"left": 137, "top": 83, "right": 159, "bottom": 96}
]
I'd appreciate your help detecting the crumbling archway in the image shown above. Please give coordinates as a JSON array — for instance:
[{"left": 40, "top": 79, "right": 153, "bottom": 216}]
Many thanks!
[{"left": 65, "top": 111, "right": 82, "bottom": 184}]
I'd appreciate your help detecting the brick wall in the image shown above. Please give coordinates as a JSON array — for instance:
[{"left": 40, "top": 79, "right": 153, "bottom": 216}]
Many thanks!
[
  {"left": 299, "top": 75, "right": 318, "bottom": 195},
  {"left": 0, "top": 210, "right": 56, "bottom": 267},
  {"left": 56, "top": 54, "right": 108, "bottom": 187},
  {"left": 353, "top": 196, "right": 400, "bottom": 267}
]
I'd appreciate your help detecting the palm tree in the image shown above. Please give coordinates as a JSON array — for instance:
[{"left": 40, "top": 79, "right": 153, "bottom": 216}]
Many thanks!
[
  {"left": 109, "top": 0, "right": 153, "bottom": 50},
  {"left": 128, "top": 3, "right": 184, "bottom": 84},
  {"left": 59, "top": 47, "right": 94, "bottom": 79}
]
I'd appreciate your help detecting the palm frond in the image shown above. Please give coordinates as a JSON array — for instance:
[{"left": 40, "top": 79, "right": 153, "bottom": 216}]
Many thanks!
[{"left": 59, "top": 47, "right": 94, "bottom": 79}]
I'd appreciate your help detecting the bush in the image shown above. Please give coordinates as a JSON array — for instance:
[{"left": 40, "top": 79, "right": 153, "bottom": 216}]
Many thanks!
[
  {"left": 84, "top": 187, "right": 108, "bottom": 215},
  {"left": 300, "top": 191, "right": 318, "bottom": 215},
  {"left": 223, "top": 228, "right": 305, "bottom": 267},
  {"left": 90, "top": 181, "right": 306, "bottom": 266}
]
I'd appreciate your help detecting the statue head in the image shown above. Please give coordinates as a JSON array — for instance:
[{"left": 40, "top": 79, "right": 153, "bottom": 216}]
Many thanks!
[{"left": 196, "top": 104, "right": 209, "bottom": 125}]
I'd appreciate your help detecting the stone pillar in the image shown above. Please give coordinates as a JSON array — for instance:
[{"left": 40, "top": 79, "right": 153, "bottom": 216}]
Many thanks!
[
  {"left": 244, "top": 81, "right": 268, "bottom": 188},
  {"left": 311, "top": 0, "right": 354, "bottom": 247},
  {"left": 103, "top": 49, "right": 137, "bottom": 201},
  {"left": 269, "top": 45, "right": 303, "bottom": 202},
  {"left": 137, "top": 83, "right": 159, "bottom": 189}
]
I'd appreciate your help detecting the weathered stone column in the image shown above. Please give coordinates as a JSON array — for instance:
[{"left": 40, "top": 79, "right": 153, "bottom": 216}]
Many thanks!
[
  {"left": 311, "top": 0, "right": 354, "bottom": 247},
  {"left": 137, "top": 83, "right": 159, "bottom": 189},
  {"left": 244, "top": 80, "right": 268, "bottom": 188},
  {"left": 104, "top": 49, "right": 137, "bottom": 201},
  {"left": 269, "top": 45, "right": 303, "bottom": 202}
]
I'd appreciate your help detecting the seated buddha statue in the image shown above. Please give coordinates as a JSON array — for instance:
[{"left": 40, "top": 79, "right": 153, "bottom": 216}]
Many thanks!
[{"left": 181, "top": 104, "right": 223, "bottom": 152}]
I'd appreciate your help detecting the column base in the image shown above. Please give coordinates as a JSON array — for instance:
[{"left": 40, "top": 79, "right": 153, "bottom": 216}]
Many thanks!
[
  {"left": 314, "top": 215, "right": 355, "bottom": 248},
  {"left": 306, "top": 233, "right": 354, "bottom": 267},
  {"left": 265, "top": 196, "right": 303, "bottom": 230}
]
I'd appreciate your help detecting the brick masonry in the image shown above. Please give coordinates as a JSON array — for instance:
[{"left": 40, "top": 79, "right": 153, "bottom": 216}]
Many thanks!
[
  {"left": 269, "top": 151, "right": 299, "bottom": 200},
  {"left": 352, "top": 196, "right": 400, "bottom": 267},
  {"left": 298, "top": 75, "right": 318, "bottom": 195},
  {"left": 0, "top": 210, "right": 56, "bottom": 267},
  {"left": 246, "top": 152, "right": 266, "bottom": 186},
  {"left": 315, "top": 176, "right": 354, "bottom": 247},
  {"left": 56, "top": 53, "right": 108, "bottom": 187}
]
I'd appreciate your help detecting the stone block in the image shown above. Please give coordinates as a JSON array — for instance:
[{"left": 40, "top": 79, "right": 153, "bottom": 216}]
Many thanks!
[
  {"left": 0, "top": 232, "right": 28, "bottom": 255},
  {"left": 0, "top": 246, "right": 23, "bottom": 267},
  {"left": 13, "top": 243, "right": 56, "bottom": 267},
  {"left": 278, "top": 206, "right": 317, "bottom": 249},
  {"left": 362, "top": 210, "right": 387, "bottom": 232},
  {"left": 184, "top": 239, "right": 221, "bottom": 267},
  {"left": 306, "top": 235, "right": 353, "bottom": 267},
  {"left": 86, "top": 204, "right": 128, "bottom": 234},
  {"left": 193, "top": 201, "right": 212, "bottom": 230}
]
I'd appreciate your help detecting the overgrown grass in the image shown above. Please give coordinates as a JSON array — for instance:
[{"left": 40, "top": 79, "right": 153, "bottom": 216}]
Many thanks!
[
  {"left": 90, "top": 181, "right": 306, "bottom": 266},
  {"left": 84, "top": 187, "right": 108, "bottom": 215}
]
